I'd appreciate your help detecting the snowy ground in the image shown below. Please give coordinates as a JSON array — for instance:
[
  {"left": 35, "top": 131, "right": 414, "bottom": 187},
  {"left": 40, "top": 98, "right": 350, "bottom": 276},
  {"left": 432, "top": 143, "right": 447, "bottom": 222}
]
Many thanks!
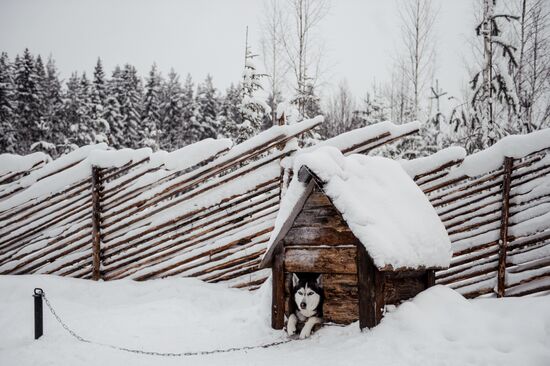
[{"left": 0, "top": 275, "right": 549, "bottom": 366}]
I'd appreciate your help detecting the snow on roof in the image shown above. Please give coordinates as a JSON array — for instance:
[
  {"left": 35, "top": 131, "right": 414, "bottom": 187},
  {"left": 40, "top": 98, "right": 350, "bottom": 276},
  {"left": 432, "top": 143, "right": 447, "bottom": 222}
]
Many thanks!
[{"left": 264, "top": 146, "right": 452, "bottom": 270}]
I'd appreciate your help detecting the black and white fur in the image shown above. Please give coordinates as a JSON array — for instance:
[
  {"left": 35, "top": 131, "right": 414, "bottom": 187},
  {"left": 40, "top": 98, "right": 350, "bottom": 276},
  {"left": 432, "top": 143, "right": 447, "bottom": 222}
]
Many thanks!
[{"left": 287, "top": 273, "right": 324, "bottom": 339}]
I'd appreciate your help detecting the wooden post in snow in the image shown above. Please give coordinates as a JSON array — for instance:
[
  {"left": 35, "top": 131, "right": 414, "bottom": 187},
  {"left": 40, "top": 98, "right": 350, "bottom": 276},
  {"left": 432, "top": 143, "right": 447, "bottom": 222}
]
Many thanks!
[
  {"left": 277, "top": 112, "right": 287, "bottom": 200},
  {"left": 497, "top": 157, "right": 513, "bottom": 297},
  {"left": 91, "top": 166, "right": 102, "bottom": 281},
  {"left": 271, "top": 244, "right": 285, "bottom": 329}
]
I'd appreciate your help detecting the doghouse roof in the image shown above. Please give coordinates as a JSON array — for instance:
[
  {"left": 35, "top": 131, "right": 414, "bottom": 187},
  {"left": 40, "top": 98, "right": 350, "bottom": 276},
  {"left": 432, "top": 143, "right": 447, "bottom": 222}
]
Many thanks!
[{"left": 260, "top": 146, "right": 452, "bottom": 271}]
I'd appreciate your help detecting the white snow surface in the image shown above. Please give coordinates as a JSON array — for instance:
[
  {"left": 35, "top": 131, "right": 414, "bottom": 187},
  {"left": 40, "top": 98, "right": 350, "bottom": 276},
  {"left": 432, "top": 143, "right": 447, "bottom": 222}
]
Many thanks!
[
  {"left": 460, "top": 128, "right": 550, "bottom": 177},
  {"left": 1, "top": 275, "right": 549, "bottom": 366},
  {"left": 0, "top": 152, "right": 51, "bottom": 176},
  {"left": 270, "top": 147, "right": 452, "bottom": 269},
  {"left": 149, "top": 138, "right": 233, "bottom": 171},
  {"left": 400, "top": 146, "right": 467, "bottom": 178},
  {"left": 281, "top": 120, "right": 421, "bottom": 169}
]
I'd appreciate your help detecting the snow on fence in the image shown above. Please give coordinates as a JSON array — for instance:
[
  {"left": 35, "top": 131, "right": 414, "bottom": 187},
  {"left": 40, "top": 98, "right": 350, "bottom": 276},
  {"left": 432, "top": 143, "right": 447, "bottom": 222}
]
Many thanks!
[
  {"left": 404, "top": 129, "right": 550, "bottom": 298},
  {"left": 0, "top": 117, "right": 419, "bottom": 290}
]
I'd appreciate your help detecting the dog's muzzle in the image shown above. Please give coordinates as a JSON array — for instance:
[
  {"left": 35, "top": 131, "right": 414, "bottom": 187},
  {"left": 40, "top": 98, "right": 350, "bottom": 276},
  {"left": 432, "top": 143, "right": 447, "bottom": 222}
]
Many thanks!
[{"left": 300, "top": 302, "right": 306, "bottom": 309}]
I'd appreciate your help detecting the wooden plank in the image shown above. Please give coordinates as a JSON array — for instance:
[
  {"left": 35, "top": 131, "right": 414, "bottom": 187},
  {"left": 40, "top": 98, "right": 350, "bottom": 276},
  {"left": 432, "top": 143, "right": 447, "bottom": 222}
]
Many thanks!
[
  {"left": 285, "top": 227, "right": 357, "bottom": 246},
  {"left": 272, "top": 245, "right": 285, "bottom": 330},
  {"left": 323, "top": 297, "right": 359, "bottom": 324},
  {"left": 426, "top": 269, "right": 435, "bottom": 287},
  {"left": 284, "top": 247, "right": 357, "bottom": 274},
  {"left": 384, "top": 275, "right": 426, "bottom": 305},
  {"left": 91, "top": 166, "right": 102, "bottom": 281},
  {"left": 497, "top": 157, "right": 513, "bottom": 297},
  {"left": 374, "top": 269, "right": 385, "bottom": 325},
  {"left": 303, "top": 190, "right": 333, "bottom": 209},
  {"left": 293, "top": 207, "right": 348, "bottom": 228},
  {"left": 357, "top": 244, "right": 374, "bottom": 330},
  {"left": 322, "top": 273, "right": 358, "bottom": 298}
]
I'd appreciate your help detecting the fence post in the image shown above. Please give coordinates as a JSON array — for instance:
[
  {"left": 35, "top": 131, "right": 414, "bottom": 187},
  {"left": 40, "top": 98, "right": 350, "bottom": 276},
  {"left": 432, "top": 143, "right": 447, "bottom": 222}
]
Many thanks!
[
  {"left": 33, "top": 288, "right": 43, "bottom": 339},
  {"left": 277, "top": 112, "right": 287, "bottom": 200},
  {"left": 497, "top": 157, "right": 513, "bottom": 297},
  {"left": 91, "top": 166, "right": 102, "bottom": 281}
]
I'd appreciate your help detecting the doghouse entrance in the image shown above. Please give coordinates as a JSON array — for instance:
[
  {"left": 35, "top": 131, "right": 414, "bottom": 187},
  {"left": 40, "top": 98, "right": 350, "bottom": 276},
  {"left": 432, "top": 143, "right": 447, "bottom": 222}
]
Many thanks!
[{"left": 284, "top": 272, "right": 359, "bottom": 325}]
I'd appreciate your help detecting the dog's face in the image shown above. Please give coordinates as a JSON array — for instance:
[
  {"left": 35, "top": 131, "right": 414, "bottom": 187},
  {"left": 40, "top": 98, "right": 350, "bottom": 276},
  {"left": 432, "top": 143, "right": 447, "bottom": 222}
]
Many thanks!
[{"left": 292, "top": 274, "right": 322, "bottom": 315}]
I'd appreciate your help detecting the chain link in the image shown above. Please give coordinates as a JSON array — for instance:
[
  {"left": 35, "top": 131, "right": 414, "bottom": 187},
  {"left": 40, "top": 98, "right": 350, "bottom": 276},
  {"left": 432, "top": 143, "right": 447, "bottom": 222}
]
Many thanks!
[{"left": 41, "top": 292, "right": 292, "bottom": 357}]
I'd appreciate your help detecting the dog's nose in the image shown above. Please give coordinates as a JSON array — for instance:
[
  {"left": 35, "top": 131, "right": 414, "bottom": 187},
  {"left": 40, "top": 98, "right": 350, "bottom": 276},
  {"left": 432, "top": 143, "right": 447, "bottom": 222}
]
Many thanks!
[{"left": 300, "top": 302, "right": 306, "bottom": 309}]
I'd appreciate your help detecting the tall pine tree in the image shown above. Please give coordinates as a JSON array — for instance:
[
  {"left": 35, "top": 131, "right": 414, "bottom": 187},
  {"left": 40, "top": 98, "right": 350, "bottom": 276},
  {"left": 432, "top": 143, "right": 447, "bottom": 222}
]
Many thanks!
[
  {"left": 90, "top": 58, "right": 109, "bottom": 144},
  {"left": 142, "top": 64, "right": 162, "bottom": 150},
  {"left": 0, "top": 52, "right": 16, "bottom": 152},
  {"left": 14, "top": 49, "right": 43, "bottom": 151},
  {"left": 194, "top": 74, "right": 219, "bottom": 141}
]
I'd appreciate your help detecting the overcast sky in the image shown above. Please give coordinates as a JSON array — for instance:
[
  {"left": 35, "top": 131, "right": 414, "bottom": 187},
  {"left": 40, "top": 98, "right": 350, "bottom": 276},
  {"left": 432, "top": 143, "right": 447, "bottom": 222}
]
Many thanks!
[{"left": 0, "top": 0, "right": 476, "bottom": 107}]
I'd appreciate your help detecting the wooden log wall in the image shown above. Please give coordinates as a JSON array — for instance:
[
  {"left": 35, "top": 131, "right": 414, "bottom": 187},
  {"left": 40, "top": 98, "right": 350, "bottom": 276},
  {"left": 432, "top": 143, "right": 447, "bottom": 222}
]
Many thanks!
[{"left": 412, "top": 146, "right": 550, "bottom": 298}]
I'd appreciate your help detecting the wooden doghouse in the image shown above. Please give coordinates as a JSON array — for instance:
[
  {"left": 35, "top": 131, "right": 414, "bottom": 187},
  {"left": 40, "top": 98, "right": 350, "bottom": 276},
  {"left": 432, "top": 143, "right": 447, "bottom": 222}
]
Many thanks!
[{"left": 260, "top": 147, "right": 451, "bottom": 330}]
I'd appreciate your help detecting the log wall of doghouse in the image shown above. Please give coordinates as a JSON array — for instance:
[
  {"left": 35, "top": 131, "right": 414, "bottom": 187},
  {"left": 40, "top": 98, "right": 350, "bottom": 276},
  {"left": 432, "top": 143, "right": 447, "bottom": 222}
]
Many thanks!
[{"left": 271, "top": 184, "right": 435, "bottom": 330}]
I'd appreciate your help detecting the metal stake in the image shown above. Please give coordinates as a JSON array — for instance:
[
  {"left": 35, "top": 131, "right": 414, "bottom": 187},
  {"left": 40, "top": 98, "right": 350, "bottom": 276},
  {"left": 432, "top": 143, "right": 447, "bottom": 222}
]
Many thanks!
[{"left": 34, "top": 288, "right": 43, "bottom": 339}]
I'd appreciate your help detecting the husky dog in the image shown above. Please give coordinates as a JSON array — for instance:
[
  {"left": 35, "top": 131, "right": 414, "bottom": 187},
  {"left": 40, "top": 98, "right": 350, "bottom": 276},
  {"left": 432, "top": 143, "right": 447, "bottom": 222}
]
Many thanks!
[{"left": 286, "top": 273, "right": 324, "bottom": 339}]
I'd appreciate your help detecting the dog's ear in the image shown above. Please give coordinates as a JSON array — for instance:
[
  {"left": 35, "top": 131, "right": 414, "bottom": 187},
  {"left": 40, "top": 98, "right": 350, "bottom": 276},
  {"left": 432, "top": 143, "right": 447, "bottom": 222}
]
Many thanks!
[
  {"left": 316, "top": 274, "right": 323, "bottom": 288},
  {"left": 292, "top": 273, "right": 300, "bottom": 287}
]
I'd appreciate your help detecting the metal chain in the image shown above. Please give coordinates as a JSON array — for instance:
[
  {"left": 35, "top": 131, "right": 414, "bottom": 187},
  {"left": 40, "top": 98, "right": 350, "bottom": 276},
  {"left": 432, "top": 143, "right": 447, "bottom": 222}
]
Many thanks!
[{"left": 41, "top": 292, "right": 292, "bottom": 357}]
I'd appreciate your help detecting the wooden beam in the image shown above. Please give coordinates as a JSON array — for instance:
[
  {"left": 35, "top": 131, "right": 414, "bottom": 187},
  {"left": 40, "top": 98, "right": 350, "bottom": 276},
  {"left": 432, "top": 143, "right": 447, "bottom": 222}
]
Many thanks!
[
  {"left": 91, "top": 166, "right": 102, "bottom": 281},
  {"left": 271, "top": 245, "right": 285, "bottom": 329},
  {"left": 425, "top": 269, "right": 435, "bottom": 288},
  {"left": 497, "top": 157, "right": 513, "bottom": 297},
  {"left": 357, "top": 244, "right": 374, "bottom": 330},
  {"left": 373, "top": 269, "right": 385, "bottom": 325}
]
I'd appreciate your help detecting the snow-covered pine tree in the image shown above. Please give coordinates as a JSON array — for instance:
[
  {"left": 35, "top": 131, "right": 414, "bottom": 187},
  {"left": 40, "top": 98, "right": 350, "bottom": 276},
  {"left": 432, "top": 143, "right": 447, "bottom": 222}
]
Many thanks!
[
  {"left": 180, "top": 73, "right": 196, "bottom": 146},
  {"left": 360, "top": 89, "right": 391, "bottom": 127},
  {"left": 142, "top": 64, "right": 162, "bottom": 150},
  {"left": 159, "top": 69, "right": 185, "bottom": 150},
  {"left": 62, "top": 73, "right": 83, "bottom": 148},
  {"left": 0, "top": 52, "right": 17, "bottom": 153},
  {"left": 30, "top": 54, "right": 56, "bottom": 154},
  {"left": 14, "top": 49, "right": 43, "bottom": 152},
  {"left": 90, "top": 58, "right": 109, "bottom": 145},
  {"left": 105, "top": 65, "right": 125, "bottom": 148},
  {"left": 293, "top": 81, "right": 323, "bottom": 146},
  {"left": 470, "top": 0, "right": 519, "bottom": 149},
  {"left": 65, "top": 73, "right": 94, "bottom": 148},
  {"left": 218, "top": 83, "right": 242, "bottom": 141},
  {"left": 194, "top": 74, "right": 219, "bottom": 141},
  {"left": 40, "top": 56, "right": 65, "bottom": 156},
  {"left": 237, "top": 35, "right": 270, "bottom": 144},
  {"left": 262, "top": 90, "right": 283, "bottom": 129},
  {"left": 119, "top": 64, "right": 143, "bottom": 148}
]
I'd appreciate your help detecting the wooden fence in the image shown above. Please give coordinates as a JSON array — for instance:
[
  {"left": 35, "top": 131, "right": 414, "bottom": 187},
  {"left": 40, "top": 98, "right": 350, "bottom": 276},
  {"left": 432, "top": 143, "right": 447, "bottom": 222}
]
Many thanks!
[
  {"left": 406, "top": 131, "right": 550, "bottom": 298},
  {"left": 1, "top": 121, "right": 549, "bottom": 296},
  {"left": 0, "top": 117, "right": 419, "bottom": 290}
]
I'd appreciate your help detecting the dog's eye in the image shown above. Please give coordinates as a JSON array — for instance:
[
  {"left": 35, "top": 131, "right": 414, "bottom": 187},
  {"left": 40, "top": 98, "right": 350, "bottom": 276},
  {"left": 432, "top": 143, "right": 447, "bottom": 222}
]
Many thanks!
[
  {"left": 307, "top": 292, "right": 314, "bottom": 296},
  {"left": 298, "top": 291, "right": 304, "bottom": 295}
]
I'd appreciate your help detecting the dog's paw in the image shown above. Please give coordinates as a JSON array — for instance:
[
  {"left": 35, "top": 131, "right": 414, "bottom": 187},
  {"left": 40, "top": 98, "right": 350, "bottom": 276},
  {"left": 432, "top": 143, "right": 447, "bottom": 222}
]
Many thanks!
[
  {"left": 286, "top": 323, "right": 296, "bottom": 336},
  {"left": 299, "top": 327, "right": 311, "bottom": 339}
]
